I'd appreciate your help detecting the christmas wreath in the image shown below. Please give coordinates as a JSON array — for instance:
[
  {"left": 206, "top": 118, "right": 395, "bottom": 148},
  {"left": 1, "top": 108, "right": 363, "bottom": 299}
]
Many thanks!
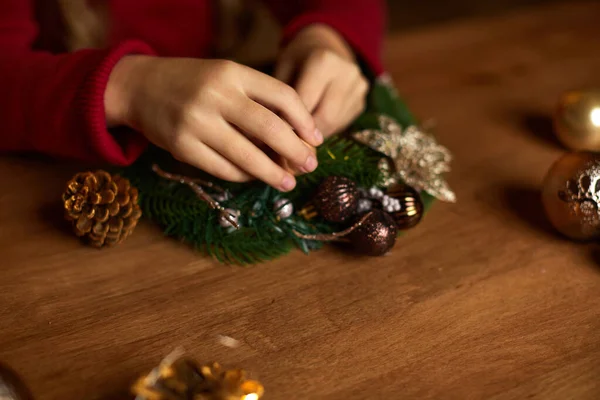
[{"left": 63, "top": 75, "right": 455, "bottom": 264}]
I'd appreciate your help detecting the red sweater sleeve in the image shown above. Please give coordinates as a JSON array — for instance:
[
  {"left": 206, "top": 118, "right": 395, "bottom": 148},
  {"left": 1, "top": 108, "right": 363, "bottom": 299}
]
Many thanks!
[
  {"left": 264, "top": 0, "right": 387, "bottom": 76},
  {"left": 0, "top": 1, "right": 154, "bottom": 165}
]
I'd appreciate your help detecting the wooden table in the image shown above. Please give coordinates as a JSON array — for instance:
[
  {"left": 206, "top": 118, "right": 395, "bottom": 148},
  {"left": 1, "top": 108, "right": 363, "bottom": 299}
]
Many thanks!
[{"left": 1, "top": 2, "right": 600, "bottom": 399}]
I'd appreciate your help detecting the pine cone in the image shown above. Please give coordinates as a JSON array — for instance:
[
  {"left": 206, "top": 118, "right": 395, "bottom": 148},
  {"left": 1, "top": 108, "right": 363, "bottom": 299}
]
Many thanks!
[{"left": 62, "top": 170, "right": 142, "bottom": 248}]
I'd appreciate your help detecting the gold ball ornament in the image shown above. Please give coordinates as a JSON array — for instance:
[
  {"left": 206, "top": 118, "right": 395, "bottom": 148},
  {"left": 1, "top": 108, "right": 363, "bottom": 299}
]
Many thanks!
[
  {"left": 554, "top": 89, "right": 600, "bottom": 151},
  {"left": 542, "top": 152, "right": 600, "bottom": 240}
]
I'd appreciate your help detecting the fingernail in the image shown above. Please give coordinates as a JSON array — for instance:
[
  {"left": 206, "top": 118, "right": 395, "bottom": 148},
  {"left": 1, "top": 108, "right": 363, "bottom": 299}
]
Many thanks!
[
  {"left": 303, "top": 155, "right": 318, "bottom": 172},
  {"left": 280, "top": 175, "right": 296, "bottom": 192},
  {"left": 314, "top": 128, "right": 324, "bottom": 145}
]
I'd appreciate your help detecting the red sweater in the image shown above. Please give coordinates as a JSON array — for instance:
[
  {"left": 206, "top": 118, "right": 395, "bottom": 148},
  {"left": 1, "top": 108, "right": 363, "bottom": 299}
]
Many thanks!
[{"left": 0, "top": 1, "right": 385, "bottom": 166}]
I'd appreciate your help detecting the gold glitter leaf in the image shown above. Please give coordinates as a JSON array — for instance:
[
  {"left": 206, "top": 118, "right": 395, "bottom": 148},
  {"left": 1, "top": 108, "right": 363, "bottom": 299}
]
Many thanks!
[{"left": 352, "top": 115, "right": 456, "bottom": 202}]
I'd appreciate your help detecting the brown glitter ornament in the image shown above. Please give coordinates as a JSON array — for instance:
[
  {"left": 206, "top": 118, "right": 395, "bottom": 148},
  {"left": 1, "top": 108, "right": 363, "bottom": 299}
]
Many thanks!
[
  {"left": 62, "top": 170, "right": 142, "bottom": 247},
  {"left": 347, "top": 209, "right": 398, "bottom": 256},
  {"left": 132, "top": 351, "right": 264, "bottom": 400},
  {"left": 542, "top": 152, "right": 600, "bottom": 240},
  {"left": 554, "top": 89, "right": 600, "bottom": 151},
  {"left": 0, "top": 363, "right": 33, "bottom": 400},
  {"left": 313, "top": 176, "right": 359, "bottom": 223},
  {"left": 385, "top": 184, "right": 424, "bottom": 230}
]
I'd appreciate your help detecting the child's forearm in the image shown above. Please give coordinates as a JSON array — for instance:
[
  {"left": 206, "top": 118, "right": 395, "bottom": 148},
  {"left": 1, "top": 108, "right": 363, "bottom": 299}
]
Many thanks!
[{"left": 0, "top": 40, "right": 154, "bottom": 165}]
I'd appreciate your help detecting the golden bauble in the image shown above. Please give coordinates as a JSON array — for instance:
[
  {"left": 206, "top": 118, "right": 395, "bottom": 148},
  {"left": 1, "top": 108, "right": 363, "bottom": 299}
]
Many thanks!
[
  {"left": 554, "top": 89, "right": 600, "bottom": 151},
  {"left": 542, "top": 151, "right": 600, "bottom": 240}
]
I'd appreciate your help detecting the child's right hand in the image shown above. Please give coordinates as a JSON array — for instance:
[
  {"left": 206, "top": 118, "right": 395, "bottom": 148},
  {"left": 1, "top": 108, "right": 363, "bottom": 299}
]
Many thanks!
[{"left": 105, "top": 56, "right": 323, "bottom": 192}]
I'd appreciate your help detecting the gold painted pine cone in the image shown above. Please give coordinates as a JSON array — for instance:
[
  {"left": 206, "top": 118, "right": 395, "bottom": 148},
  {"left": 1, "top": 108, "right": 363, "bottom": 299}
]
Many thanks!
[{"left": 62, "top": 170, "right": 142, "bottom": 247}]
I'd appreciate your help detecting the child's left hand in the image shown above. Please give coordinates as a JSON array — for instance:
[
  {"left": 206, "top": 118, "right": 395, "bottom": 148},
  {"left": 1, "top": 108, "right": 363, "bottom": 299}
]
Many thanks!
[{"left": 275, "top": 24, "right": 369, "bottom": 138}]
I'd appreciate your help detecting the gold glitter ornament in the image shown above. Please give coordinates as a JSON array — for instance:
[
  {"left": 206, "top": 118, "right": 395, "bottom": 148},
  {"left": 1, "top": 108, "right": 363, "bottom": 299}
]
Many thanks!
[
  {"left": 132, "top": 351, "right": 264, "bottom": 400},
  {"left": 352, "top": 115, "right": 456, "bottom": 202},
  {"left": 542, "top": 152, "right": 600, "bottom": 240},
  {"left": 554, "top": 89, "right": 600, "bottom": 151},
  {"left": 347, "top": 209, "right": 397, "bottom": 256}
]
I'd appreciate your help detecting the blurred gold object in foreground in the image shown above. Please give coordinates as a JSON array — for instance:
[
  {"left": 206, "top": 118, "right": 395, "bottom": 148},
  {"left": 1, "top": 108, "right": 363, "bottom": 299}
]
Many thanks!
[
  {"left": 0, "top": 363, "right": 33, "bottom": 400},
  {"left": 132, "top": 352, "right": 264, "bottom": 400},
  {"left": 554, "top": 89, "right": 600, "bottom": 151}
]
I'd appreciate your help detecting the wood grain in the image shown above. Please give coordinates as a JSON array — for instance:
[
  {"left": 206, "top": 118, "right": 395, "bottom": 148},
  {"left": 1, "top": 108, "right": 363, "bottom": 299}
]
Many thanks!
[{"left": 1, "top": 2, "right": 600, "bottom": 399}]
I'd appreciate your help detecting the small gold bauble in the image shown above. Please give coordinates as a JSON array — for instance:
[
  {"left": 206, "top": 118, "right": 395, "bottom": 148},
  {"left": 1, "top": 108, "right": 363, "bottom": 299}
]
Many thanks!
[
  {"left": 554, "top": 89, "right": 600, "bottom": 151},
  {"left": 542, "top": 151, "right": 600, "bottom": 240}
]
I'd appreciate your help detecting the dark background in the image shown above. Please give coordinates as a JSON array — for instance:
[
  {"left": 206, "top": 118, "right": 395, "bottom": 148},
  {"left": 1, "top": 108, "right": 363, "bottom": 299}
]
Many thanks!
[{"left": 387, "top": 0, "right": 565, "bottom": 30}]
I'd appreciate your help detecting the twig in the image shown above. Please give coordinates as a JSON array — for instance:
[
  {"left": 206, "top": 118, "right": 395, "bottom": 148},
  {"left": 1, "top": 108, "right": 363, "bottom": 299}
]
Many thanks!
[
  {"left": 152, "top": 164, "right": 239, "bottom": 229},
  {"left": 293, "top": 211, "right": 373, "bottom": 241}
]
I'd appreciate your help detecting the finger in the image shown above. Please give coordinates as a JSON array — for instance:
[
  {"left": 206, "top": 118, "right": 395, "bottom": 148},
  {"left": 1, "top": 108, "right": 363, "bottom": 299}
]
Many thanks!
[
  {"left": 313, "top": 77, "right": 349, "bottom": 137},
  {"left": 295, "top": 68, "right": 332, "bottom": 115},
  {"left": 274, "top": 58, "right": 296, "bottom": 84},
  {"left": 349, "top": 76, "right": 369, "bottom": 115},
  {"left": 339, "top": 74, "right": 370, "bottom": 128},
  {"left": 171, "top": 136, "right": 252, "bottom": 183},
  {"left": 337, "top": 96, "right": 365, "bottom": 134},
  {"left": 294, "top": 53, "right": 338, "bottom": 113},
  {"left": 203, "top": 119, "right": 297, "bottom": 192},
  {"left": 224, "top": 97, "right": 318, "bottom": 173},
  {"left": 241, "top": 67, "right": 323, "bottom": 147}
]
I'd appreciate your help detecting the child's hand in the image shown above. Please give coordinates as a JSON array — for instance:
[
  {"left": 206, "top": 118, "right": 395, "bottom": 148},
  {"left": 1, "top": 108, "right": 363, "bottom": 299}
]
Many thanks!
[
  {"left": 106, "top": 56, "right": 323, "bottom": 192},
  {"left": 275, "top": 24, "right": 369, "bottom": 138}
]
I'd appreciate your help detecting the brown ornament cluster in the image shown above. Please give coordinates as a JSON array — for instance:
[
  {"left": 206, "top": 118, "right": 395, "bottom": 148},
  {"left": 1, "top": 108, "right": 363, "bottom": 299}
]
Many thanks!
[
  {"left": 307, "top": 177, "right": 425, "bottom": 256},
  {"left": 62, "top": 170, "right": 142, "bottom": 247},
  {"left": 132, "top": 353, "right": 264, "bottom": 400}
]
